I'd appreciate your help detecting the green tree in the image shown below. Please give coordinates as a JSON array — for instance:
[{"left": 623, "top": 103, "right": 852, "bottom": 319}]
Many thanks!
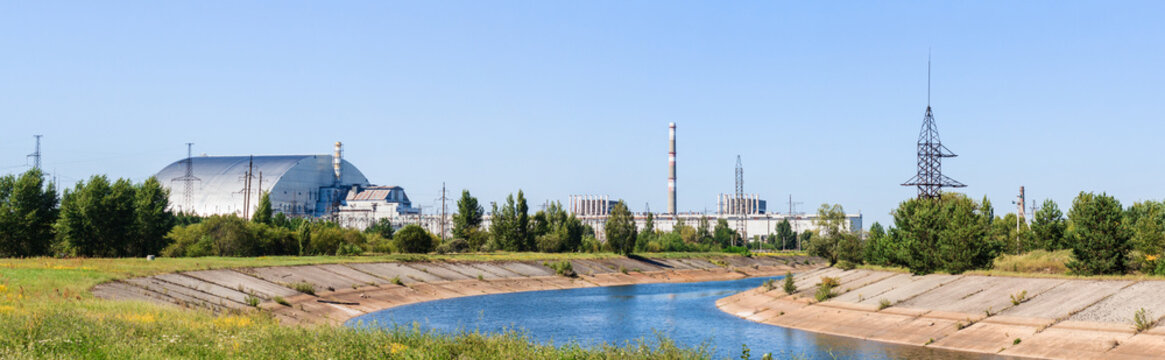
[
  {"left": 712, "top": 219, "right": 737, "bottom": 248},
  {"left": 809, "top": 204, "right": 861, "bottom": 266},
  {"left": 364, "top": 217, "right": 394, "bottom": 240},
  {"left": 637, "top": 212, "right": 656, "bottom": 251},
  {"left": 452, "top": 190, "right": 483, "bottom": 239},
  {"left": 892, "top": 194, "right": 999, "bottom": 274},
  {"left": 395, "top": 224, "right": 434, "bottom": 253},
  {"left": 57, "top": 176, "right": 138, "bottom": 257},
  {"left": 863, "top": 222, "right": 896, "bottom": 266},
  {"left": 1065, "top": 192, "right": 1130, "bottom": 275},
  {"left": 799, "top": 231, "right": 814, "bottom": 251},
  {"left": 1126, "top": 201, "right": 1165, "bottom": 258},
  {"left": 775, "top": 219, "right": 795, "bottom": 250},
  {"left": 0, "top": 169, "right": 59, "bottom": 257},
  {"left": 605, "top": 201, "right": 637, "bottom": 255},
  {"left": 697, "top": 216, "right": 712, "bottom": 244},
  {"left": 132, "top": 177, "right": 173, "bottom": 256},
  {"left": 296, "top": 221, "right": 311, "bottom": 256},
  {"left": 516, "top": 190, "right": 531, "bottom": 251},
  {"left": 1030, "top": 199, "right": 1068, "bottom": 251},
  {"left": 252, "top": 191, "right": 273, "bottom": 225},
  {"left": 491, "top": 194, "right": 521, "bottom": 251},
  {"left": 534, "top": 201, "right": 583, "bottom": 253}
]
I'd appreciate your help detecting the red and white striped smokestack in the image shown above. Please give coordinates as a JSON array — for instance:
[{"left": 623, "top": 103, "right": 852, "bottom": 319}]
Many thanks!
[{"left": 668, "top": 123, "right": 676, "bottom": 215}]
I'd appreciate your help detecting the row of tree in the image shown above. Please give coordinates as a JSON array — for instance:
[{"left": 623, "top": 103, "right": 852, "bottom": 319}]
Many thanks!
[
  {"left": 0, "top": 169, "right": 175, "bottom": 258},
  {"left": 817, "top": 191, "right": 1146, "bottom": 276}
]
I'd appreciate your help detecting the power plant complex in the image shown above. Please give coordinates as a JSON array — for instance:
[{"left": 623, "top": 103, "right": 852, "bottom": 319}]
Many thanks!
[{"left": 154, "top": 123, "right": 861, "bottom": 242}]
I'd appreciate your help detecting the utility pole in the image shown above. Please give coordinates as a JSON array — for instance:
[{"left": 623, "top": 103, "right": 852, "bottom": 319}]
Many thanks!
[
  {"left": 27, "top": 135, "right": 42, "bottom": 170},
  {"left": 238, "top": 156, "right": 254, "bottom": 219},
  {"left": 735, "top": 155, "right": 745, "bottom": 246},
  {"left": 440, "top": 182, "right": 447, "bottom": 241}
]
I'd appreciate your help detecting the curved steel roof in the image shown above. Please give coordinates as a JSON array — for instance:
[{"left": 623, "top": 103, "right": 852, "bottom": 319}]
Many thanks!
[{"left": 155, "top": 155, "right": 369, "bottom": 215}]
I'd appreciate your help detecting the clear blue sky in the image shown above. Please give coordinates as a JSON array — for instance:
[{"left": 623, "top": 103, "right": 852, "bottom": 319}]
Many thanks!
[{"left": 1, "top": 1, "right": 1162, "bottom": 228}]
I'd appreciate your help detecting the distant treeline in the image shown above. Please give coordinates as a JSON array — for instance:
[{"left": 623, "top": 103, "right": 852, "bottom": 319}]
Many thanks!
[
  {"left": 0, "top": 169, "right": 767, "bottom": 258},
  {"left": 808, "top": 191, "right": 1161, "bottom": 276}
]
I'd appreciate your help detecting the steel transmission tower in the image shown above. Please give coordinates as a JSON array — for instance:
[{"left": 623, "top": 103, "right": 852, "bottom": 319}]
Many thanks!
[
  {"left": 735, "top": 155, "right": 745, "bottom": 245},
  {"left": 27, "top": 135, "right": 42, "bottom": 169},
  {"left": 902, "top": 57, "right": 964, "bottom": 199},
  {"left": 171, "top": 143, "right": 201, "bottom": 213}
]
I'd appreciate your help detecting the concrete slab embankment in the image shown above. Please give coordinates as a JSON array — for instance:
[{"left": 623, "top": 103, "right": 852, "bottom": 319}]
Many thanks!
[
  {"left": 93, "top": 255, "right": 815, "bottom": 326},
  {"left": 718, "top": 269, "right": 1165, "bottom": 359}
]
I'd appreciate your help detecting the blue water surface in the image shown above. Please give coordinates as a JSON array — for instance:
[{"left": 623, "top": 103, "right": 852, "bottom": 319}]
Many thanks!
[{"left": 347, "top": 276, "right": 1003, "bottom": 360}]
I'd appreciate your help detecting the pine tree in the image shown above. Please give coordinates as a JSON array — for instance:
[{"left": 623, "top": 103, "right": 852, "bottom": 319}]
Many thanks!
[
  {"left": 252, "top": 191, "right": 273, "bottom": 225},
  {"left": 1031, "top": 199, "right": 1067, "bottom": 251},
  {"left": 1065, "top": 192, "right": 1130, "bottom": 275}
]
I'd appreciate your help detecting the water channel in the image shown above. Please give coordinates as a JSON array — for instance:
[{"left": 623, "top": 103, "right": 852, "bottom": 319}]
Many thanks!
[{"left": 348, "top": 276, "right": 1004, "bottom": 359}]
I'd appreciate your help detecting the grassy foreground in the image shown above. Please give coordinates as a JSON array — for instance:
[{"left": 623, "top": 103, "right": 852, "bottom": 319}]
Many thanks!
[{"left": 0, "top": 252, "right": 799, "bottom": 359}]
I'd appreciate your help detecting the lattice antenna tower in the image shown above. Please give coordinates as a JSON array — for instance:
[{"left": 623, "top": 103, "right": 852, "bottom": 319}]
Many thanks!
[
  {"left": 902, "top": 54, "right": 965, "bottom": 199},
  {"left": 27, "top": 135, "right": 42, "bottom": 170},
  {"left": 735, "top": 155, "right": 746, "bottom": 245},
  {"left": 171, "top": 143, "right": 201, "bottom": 214}
]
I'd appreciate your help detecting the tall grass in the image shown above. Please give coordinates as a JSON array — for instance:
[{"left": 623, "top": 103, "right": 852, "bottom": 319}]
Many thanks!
[
  {"left": 992, "top": 250, "right": 1073, "bottom": 274},
  {"left": 0, "top": 255, "right": 733, "bottom": 359}
]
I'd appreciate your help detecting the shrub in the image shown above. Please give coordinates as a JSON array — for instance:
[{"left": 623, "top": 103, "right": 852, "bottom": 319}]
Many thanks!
[
  {"left": 435, "top": 237, "right": 469, "bottom": 254},
  {"left": 1013, "top": 338, "right": 1022, "bottom": 345},
  {"left": 245, "top": 294, "right": 260, "bottom": 307},
  {"left": 1010, "top": 290, "right": 1028, "bottom": 306},
  {"left": 762, "top": 279, "right": 776, "bottom": 292},
  {"left": 878, "top": 298, "right": 892, "bottom": 310},
  {"left": 291, "top": 282, "right": 315, "bottom": 295},
  {"left": 390, "top": 276, "right": 403, "bottom": 286},
  {"left": 273, "top": 296, "right": 290, "bottom": 306},
  {"left": 836, "top": 260, "right": 856, "bottom": 270},
  {"left": 545, "top": 260, "right": 576, "bottom": 277},
  {"left": 619, "top": 265, "right": 629, "bottom": 275},
  {"left": 395, "top": 225, "right": 435, "bottom": 254},
  {"left": 783, "top": 272, "right": 796, "bottom": 295},
  {"left": 1134, "top": 308, "right": 1155, "bottom": 332},
  {"left": 815, "top": 276, "right": 839, "bottom": 302}
]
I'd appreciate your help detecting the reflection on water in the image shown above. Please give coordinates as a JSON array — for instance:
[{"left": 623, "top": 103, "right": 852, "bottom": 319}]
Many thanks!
[{"left": 348, "top": 276, "right": 1007, "bottom": 360}]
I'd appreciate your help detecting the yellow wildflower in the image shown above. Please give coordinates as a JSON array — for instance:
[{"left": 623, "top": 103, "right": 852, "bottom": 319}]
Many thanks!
[
  {"left": 390, "top": 343, "right": 408, "bottom": 354},
  {"left": 1147, "top": 254, "right": 1159, "bottom": 262},
  {"left": 0, "top": 305, "right": 15, "bottom": 314},
  {"left": 0, "top": 284, "right": 7, "bottom": 293},
  {"left": 213, "top": 315, "right": 253, "bottom": 328}
]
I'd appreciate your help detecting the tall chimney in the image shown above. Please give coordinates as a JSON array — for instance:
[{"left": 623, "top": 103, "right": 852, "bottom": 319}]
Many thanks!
[
  {"left": 668, "top": 123, "right": 677, "bottom": 215},
  {"left": 333, "top": 141, "right": 343, "bottom": 184}
]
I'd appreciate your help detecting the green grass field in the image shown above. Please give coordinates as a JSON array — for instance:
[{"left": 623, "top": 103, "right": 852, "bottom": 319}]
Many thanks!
[{"left": 0, "top": 252, "right": 802, "bottom": 359}]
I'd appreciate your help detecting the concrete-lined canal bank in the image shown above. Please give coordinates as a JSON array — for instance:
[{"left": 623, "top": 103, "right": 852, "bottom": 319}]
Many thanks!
[
  {"left": 717, "top": 268, "right": 1165, "bottom": 360},
  {"left": 93, "top": 255, "right": 817, "bottom": 326}
]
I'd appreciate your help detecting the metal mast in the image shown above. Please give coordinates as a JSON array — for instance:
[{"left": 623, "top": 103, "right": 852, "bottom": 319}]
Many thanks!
[
  {"left": 902, "top": 56, "right": 965, "bottom": 199},
  {"left": 735, "top": 155, "right": 745, "bottom": 245},
  {"left": 27, "top": 135, "right": 42, "bottom": 169},
  {"left": 171, "top": 143, "right": 200, "bottom": 214}
]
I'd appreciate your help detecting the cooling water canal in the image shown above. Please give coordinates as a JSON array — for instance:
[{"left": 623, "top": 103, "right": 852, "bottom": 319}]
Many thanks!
[{"left": 347, "top": 276, "right": 1002, "bottom": 359}]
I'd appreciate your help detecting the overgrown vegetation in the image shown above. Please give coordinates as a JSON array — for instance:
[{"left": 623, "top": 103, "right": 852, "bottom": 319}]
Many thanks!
[
  {"left": 783, "top": 272, "right": 796, "bottom": 295},
  {"left": 1134, "top": 308, "right": 1155, "bottom": 332},
  {"left": 544, "top": 260, "right": 576, "bottom": 277},
  {"left": 814, "top": 276, "right": 839, "bottom": 302},
  {"left": 0, "top": 254, "right": 776, "bottom": 359}
]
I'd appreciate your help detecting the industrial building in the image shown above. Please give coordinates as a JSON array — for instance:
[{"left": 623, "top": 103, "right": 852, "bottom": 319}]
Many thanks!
[{"left": 156, "top": 143, "right": 420, "bottom": 224}]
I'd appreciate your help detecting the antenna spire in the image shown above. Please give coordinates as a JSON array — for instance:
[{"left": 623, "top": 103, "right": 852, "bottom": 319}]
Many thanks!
[{"left": 902, "top": 53, "right": 965, "bottom": 199}]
